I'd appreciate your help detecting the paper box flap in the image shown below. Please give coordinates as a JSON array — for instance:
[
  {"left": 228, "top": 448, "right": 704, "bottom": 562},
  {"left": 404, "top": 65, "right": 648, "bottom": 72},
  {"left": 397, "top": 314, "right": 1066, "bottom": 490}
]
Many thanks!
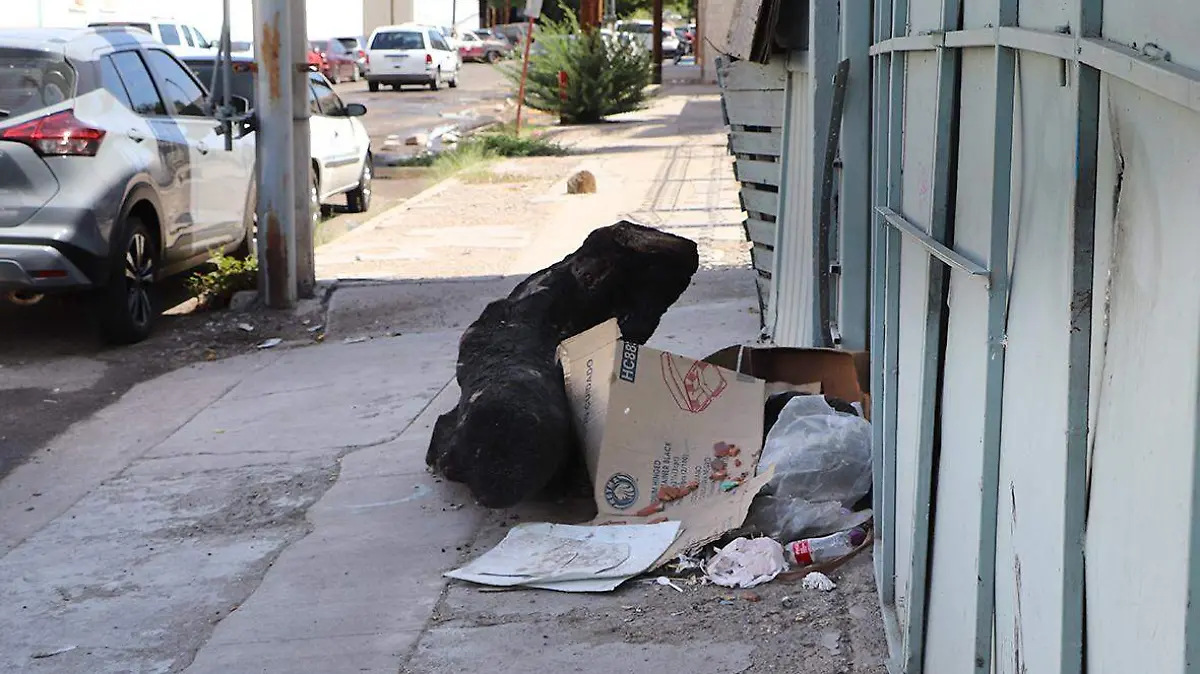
[{"left": 704, "top": 345, "right": 869, "bottom": 414}]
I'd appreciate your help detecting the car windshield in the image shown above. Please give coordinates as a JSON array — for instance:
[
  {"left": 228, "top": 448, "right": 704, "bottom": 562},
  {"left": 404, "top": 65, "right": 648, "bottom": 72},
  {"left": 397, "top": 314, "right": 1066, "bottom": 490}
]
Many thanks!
[
  {"left": 371, "top": 31, "right": 423, "bottom": 50},
  {"left": 336, "top": 38, "right": 359, "bottom": 50},
  {"left": 0, "top": 50, "right": 75, "bottom": 119},
  {"left": 618, "top": 23, "right": 653, "bottom": 34},
  {"left": 183, "top": 60, "right": 256, "bottom": 104}
]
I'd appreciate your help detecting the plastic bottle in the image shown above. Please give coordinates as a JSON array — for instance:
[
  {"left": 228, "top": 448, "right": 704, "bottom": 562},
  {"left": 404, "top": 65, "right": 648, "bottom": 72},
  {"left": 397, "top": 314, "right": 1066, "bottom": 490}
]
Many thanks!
[{"left": 787, "top": 524, "right": 870, "bottom": 566}]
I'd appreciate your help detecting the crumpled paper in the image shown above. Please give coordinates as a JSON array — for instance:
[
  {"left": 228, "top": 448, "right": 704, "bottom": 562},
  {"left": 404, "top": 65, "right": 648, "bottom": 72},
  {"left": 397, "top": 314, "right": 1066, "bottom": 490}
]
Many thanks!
[
  {"left": 705, "top": 537, "right": 787, "bottom": 588},
  {"left": 802, "top": 571, "right": 837, "bottom": 592}
]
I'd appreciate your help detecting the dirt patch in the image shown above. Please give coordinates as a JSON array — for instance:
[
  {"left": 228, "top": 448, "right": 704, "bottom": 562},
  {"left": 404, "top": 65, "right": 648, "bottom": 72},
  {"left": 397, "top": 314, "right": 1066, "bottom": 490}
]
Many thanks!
[{"left": 155, "top": 465, "right": 337, "bottom": 540}]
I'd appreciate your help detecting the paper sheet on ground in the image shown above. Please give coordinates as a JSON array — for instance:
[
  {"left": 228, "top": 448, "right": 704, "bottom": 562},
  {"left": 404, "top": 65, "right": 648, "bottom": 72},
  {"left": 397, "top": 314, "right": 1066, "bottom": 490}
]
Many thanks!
[{"left": 445, "top": 522, "right": 682, "bottom": 592}]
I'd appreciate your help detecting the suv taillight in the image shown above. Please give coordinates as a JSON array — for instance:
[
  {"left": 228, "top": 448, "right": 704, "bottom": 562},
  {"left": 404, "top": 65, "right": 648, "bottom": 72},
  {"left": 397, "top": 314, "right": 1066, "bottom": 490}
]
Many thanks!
[
  {"left": 1, "top": 110, "right": 105, "bottom": 157},
  {"left": 425, "top": 53, "right": 433, "bottom": 64}
]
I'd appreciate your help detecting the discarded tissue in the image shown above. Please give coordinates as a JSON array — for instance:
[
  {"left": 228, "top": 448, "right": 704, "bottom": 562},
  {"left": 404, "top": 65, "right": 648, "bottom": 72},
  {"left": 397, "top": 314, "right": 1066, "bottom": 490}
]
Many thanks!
[
  {"left": 802, "top": 571, "right": 837, "bottom": 592},
  {"left": 445, "top": 521, "right": 681, "bottom": 593},
  {"left": 705, "top": 536, "right": 787, "bottom": 588},
  {"left": 748, "top": 395, "right": 873, "bottom": 542}
]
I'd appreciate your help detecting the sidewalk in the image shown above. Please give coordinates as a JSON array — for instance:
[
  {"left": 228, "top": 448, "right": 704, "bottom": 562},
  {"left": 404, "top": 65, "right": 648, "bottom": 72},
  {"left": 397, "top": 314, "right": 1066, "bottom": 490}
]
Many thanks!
[
  {"left": 0, "top": 85, "right": 887, "bottom": 674},
  {"left": 314, "top": 86, "right": 749, "bottom": 283}
]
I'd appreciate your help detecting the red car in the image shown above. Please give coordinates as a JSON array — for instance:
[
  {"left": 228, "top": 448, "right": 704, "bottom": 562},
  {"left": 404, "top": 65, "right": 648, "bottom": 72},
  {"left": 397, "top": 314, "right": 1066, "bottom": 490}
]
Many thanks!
[
  {"left": 456, "top": 30, "right": 512, "bottom": 63},
  {"left": 309, "top": 39, "right": 358, "bottom": 83}
]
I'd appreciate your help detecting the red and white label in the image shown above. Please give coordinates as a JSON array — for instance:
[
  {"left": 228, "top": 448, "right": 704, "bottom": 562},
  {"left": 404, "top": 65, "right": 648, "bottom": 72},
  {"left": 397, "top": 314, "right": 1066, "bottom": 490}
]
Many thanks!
[{"left": 791, "top": 540, "right": 813, "bottom": 566}]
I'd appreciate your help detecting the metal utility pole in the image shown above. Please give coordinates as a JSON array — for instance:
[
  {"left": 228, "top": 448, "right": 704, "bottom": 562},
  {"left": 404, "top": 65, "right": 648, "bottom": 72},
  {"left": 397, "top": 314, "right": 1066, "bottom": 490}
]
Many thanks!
[
  {"left": 652, "top": 0, "right": 663, "bottom": 84},
  {"left": 254, "top": 0, "right": 298, "bottom": 308},
  {"left": 219, "top": 0, "right": 232, "bottom": 150},
  {"left": 514, "top": 0, "right": 542, "bottom": 134},
  {"left": 452, "top": 0, "right": 458, "bottom": 30},
  {"left": 291, "top": 0, "right": 315, "bottom": 298}
]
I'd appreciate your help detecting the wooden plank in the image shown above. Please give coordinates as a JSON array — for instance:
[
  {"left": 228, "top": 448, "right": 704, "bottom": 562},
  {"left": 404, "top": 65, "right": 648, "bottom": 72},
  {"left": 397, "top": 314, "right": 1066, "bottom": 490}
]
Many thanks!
[
  {"left": 744, "top": 217, "right": 776, "bottom": 247},
  {"left": 750, "top": 242, "right": 774, "bottom": 275},
  {"left": 734, "top": 158, "right": 781, "bottom": 187},
  {"left": 730, "top": 129, "right": 783, "bottom": 157},
  {"left": 740, "top": 186, "right": 779, "bottom": 218},
  {"left": 724, "top": 90, "right": 785, "bottom": 127},
  {"left": 725, "top": 0, "right": 766, "bottom": 59},
  {"left": 719, "top": 59, "right": 788, "bottom": 91}
]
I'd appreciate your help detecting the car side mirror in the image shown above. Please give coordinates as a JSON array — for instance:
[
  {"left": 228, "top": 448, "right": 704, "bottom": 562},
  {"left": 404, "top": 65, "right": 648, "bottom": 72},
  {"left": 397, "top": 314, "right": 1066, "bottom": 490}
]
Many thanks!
[
  {"left": 230, "top": 95, "right": 251, "bottom": 115},
  {"left": 344, "top": 102, "right": 367, "bottom": 117}
]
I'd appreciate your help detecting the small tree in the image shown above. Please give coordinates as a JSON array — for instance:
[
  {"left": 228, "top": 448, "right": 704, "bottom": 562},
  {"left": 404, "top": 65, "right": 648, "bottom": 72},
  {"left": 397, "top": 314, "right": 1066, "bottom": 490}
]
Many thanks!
[{"left": 505, "top": 10, "right": 651, "bottom": 124}]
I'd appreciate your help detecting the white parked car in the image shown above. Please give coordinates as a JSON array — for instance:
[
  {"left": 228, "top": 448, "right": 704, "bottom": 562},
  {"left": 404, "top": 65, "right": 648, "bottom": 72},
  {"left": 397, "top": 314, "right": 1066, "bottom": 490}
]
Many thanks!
[
  {"left": 365, "top": 23, "right": 460, "bottom": 92},
  {"left": 88, "top": 19, "right": 216, "bottom": 59},
  {"left": 614, "top": 19, "right": 681, "bottom": 58},
  {"left": 182, "top": 56, "right": 374, "bottom": 223}
]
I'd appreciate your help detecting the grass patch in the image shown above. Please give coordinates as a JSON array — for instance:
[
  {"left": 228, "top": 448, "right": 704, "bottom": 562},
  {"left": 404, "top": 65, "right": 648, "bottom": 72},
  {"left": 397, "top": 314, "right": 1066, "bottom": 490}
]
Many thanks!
[
  {"left": 391, "top": 154, "right": 436, "bottom": 168},
  {"left": 186, "top": 252, "right": 257, "bottom": 310},
  {"left": 471, "top": 132, "right": 569, "bottom": 158},
  {"left": 402, "top": 131, "right": 569, "bottom": 182},
  {"left": 459, "top": 170, "right": 533, "bottom": 185},
  {"left": 430, "top": 141, "right": 497, "bottom": 181}
]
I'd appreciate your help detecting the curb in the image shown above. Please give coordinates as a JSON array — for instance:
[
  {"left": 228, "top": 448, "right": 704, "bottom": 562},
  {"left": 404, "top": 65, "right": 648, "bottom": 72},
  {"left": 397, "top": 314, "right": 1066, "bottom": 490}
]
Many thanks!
[{"left": 315, "top": 176, "right": 463, "bottom": 254}]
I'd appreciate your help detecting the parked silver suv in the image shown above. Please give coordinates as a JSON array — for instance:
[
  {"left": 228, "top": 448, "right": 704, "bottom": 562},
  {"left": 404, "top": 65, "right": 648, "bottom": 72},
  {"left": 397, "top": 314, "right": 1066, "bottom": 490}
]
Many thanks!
[{"left": 0, "top": 27, "right": 256, "bottom": 344}]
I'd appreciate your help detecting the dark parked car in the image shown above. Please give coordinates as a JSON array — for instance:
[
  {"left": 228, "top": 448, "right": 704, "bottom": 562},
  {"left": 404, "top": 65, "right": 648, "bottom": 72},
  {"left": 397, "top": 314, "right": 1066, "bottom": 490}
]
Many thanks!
[
  {"left": 0, "top": 27, "right": 256, "bottom": 343},
  {"left": 334, "top": 36, "right": 368, "bottom": 79},
  {"left": 309, "top": 38, "right": 357, "bottom": 83}
]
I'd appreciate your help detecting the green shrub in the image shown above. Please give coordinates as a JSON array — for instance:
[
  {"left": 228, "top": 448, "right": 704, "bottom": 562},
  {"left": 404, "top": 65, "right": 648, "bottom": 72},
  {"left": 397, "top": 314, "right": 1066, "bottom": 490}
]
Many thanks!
[
  {"left": 503, "top": 7, "right": 651, "bottom": 123},
  {"left": 469, "top": 131, "right": 569, "bottom": 157},
  {"left": 187, "top": 252, "right": 258, "bottom": 310}
]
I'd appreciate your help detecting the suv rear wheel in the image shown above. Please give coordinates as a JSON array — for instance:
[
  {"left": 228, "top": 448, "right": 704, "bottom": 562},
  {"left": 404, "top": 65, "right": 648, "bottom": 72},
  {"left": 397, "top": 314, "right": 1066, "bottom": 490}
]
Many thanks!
[{"left": 99, "top": 217, "right": 157, "bottom": 344}]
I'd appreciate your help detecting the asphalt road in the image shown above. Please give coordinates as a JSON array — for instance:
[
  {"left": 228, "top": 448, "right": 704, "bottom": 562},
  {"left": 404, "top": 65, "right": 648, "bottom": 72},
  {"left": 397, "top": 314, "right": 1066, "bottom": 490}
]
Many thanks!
[
  {"left": 0, "top": 62, "right": 515, "bottom": 480},
  {"left": 316, "top": 61, "right": 513, "bottom": 239},
  {"left": 334, "top": 61, "right": 511, "bottom": 150}
]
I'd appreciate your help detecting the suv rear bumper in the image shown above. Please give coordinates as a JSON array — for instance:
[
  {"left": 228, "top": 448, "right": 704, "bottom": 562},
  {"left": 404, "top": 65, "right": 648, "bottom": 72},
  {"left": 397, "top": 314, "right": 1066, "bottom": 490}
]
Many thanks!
[
  {"left": 367, "top": 73, "right": 435, "bottom": 85},
  {"left": 0, "top": 243, "right": 94, "bottom": 291}
]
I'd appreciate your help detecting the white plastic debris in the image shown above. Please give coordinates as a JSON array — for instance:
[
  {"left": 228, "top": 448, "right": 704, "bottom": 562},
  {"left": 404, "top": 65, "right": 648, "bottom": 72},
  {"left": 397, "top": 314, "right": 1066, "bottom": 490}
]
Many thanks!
[
  {"left": 256, "top": 338, "right": 283, "bottom": 349},
  {"left": 705, "top": 537, "right": 787, "bottom": 589},
  {"left": 802, "top": 571, "right": 837, "bottom": 592},
  {"left": 653, "top": 576, "right": 684, "bottom": 593},
  {"left": 236, "top": 322, "right": 254, "bottom": 332},
  {"left": 667, "top": 552, "right": 704, "bottom": 574},
  {"left": 31, "top": 645, "right": 77, "bottom": 659}
]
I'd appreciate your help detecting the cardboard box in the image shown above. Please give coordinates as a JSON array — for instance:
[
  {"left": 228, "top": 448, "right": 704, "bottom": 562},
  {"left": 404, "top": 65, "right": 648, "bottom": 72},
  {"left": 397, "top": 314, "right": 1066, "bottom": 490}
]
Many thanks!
[
  {"left": 558, "top": 320, "right": 871, "bottom": 565},
  {"left": 703, "top": 345, "right": 870, "bottom": 420},
  {"left": 558, "top": 319, "right": 773, "bottom": 564}
]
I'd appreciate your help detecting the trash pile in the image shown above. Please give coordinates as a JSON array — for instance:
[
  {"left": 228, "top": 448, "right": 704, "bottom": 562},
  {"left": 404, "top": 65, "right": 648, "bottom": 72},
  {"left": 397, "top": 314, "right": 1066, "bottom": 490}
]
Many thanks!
[{"left": 431, "top": 221, "right": 874, "bottom": 593}]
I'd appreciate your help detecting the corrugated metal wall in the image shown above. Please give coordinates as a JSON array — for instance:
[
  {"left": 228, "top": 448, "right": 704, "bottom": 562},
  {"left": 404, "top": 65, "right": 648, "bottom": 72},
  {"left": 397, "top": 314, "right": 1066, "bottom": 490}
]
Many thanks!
[{"left": 870, "top": 0, "right": 1200, "bottom": 671}]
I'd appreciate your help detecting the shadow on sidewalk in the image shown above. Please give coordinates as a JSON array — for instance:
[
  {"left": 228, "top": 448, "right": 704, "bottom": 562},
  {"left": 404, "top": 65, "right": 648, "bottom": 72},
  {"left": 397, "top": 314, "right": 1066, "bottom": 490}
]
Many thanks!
[{"left": 323, "top": 265, "right": 759, "bottom": 340}]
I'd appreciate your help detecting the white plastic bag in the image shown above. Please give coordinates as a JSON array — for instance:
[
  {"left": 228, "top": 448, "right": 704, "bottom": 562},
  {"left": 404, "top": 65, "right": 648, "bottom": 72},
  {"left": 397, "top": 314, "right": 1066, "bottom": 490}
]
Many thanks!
[
  {"left": 705, "top": 537, "right": 787, "bottom": 588},
  {"left": 750, "top": 395, "right": 872, "bottom": 540}
]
